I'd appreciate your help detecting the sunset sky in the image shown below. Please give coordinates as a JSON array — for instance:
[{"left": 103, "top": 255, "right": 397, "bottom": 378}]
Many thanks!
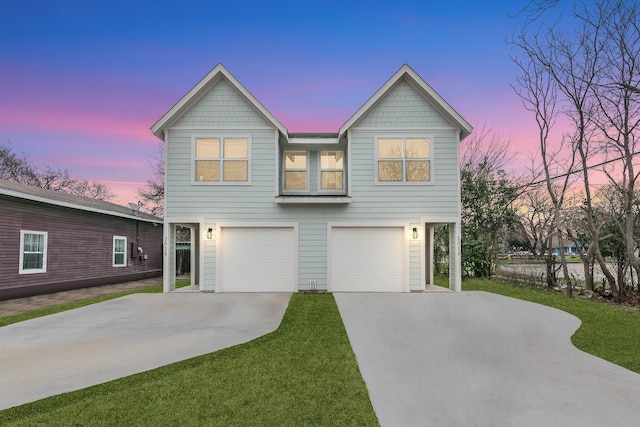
[{"left": 2, "top": 1, "right": 544, "bottom": 205}]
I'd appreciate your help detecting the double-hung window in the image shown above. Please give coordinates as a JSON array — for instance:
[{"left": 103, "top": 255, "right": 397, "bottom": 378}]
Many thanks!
[
  {"left": 320, "top": 151, "right": 344, "bottom": 191},
  {"left": 283, "top": 150, "right": 308, "bottom": 191},
  {"left": 19, "top": 230, "right": 47, "bottom": 274},
  {"left": 377, "top": 137, "right": 431, "bottom": 183},
  {"left": 194, "top": 137, "right": 250, "bottom": 183},
  {"left": 113, "top": 236, "right": 127, "bottom": 267}
]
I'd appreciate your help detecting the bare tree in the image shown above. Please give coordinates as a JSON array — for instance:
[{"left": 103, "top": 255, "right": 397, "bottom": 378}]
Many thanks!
[
  {"left": 68, "top": 180, "right": 115, "bottom": 200},
  {"left": 516, "top": 185, "right": 555, "bottom": 260},
  {"left": 509, "top": 0, "right": 640, "bottom": 300},
  {"left": 1, "top": 143, "right": 115, "bottom": 201},
  {"left": 0, "top": 144, "right": 38, "bottom": 185},
  {"left": 512, "top": 43, "right": 577, "bottom": 291},
  {"left": 585, "top": 0, "right": 640, "bottom": 299},
  {"left": 138, "top": 142, "right": 165, "bottom": 216}
]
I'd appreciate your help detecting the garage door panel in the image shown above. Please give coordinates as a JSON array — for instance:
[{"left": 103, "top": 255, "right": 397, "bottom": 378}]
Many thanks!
[
  {"left": 219, "top": 227, "right": 295, "bottom": 292},
  {"left": 330, "top": 227, "right": 405, "bottom": 292}
]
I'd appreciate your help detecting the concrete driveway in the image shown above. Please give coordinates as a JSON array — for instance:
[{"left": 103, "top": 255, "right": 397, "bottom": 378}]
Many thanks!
[
  {"left": 0, "top": 293, "right": 290, "bottom": 410},
  {"left": 335, "top": 291, "right": 640, "bottom": 427}
]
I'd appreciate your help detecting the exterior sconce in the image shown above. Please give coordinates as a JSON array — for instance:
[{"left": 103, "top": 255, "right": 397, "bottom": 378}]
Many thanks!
[
  {"left": 207, "top": 228, "right": 213, "bottom": 239},
  {"left": 412, "top": 227, "right": 419, "bottom": 239}
]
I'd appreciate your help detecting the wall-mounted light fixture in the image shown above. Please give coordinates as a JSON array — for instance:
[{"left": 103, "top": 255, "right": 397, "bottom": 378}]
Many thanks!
[
  {"left": 207, "top": 228, "right": 213, "bottom": 239},
  {"left": 412, "top": 227, "right": 419, "bottom": 240}
]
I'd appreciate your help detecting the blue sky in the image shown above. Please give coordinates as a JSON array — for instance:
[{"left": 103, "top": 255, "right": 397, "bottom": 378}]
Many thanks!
[{"left": 1, "top": 1, "right": 536, "bottom": 203}]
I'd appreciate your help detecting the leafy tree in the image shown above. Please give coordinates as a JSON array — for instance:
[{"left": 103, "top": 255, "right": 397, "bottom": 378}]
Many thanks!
[{"left": 461, "top": 158, "right": 519, "bottom": 278}]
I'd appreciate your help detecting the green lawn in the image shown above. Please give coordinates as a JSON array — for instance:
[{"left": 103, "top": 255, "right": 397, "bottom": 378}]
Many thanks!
[
  {"left": 464, "top": 279, "right": 640, "bottom": 374},
  {"left": 0, "top": 293, "right": 378, "bottom": 426},
  {"left": 4, "top": 278, "right": 640, "bottom": 425}
]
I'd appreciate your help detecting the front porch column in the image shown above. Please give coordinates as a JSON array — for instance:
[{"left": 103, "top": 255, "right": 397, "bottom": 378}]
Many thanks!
[
  {"left": 163, "top": 223, "right": 176, "bottom": 292},
  {"left": 449, "top": 221, "right": 462, "bottom": 292}
]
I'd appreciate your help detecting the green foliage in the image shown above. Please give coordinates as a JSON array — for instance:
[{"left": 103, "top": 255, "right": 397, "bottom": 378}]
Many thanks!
[
  {"left": 0, "top": 294, "right": 377, "bottom": 426},
  {"left": 461, "top": 158, "right": 518, "bottom": 278}
]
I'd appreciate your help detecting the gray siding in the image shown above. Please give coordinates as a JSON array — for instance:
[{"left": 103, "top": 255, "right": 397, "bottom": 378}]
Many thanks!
[
  {"left": 165, "top": 76, "right": 461, "bottom": 291},
  {"left": 173, "top": 78, "right": 270, "bottom": 128},
  {"left": 356, "top": 79, "right": 452, "bottom": 129}
]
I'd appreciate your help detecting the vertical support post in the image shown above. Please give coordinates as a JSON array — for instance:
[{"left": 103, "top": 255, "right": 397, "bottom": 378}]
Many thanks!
[
  {"left": 163, "top": 223, "right": 176, "bottom": 292},
  {"left": 449, "top": 221, "right": 462, "bottom": 292}
]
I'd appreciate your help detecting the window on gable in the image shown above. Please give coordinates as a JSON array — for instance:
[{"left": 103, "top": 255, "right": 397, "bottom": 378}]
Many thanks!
[
  {"left": 320, "top": 151, "right": 344, "bottom": 190},
  {"left": 19, "top": 230, "right": 47, "bottom": 274},
  {"left": 283, "top": 150, "right": 308, "bottom": 191},
  {"left": 194, "top": 137, "right": 249, "bottom": 183},
  {"left": 377, "top": 137, "right": 431, "bottom": 183},
  {"left": 113, "top": 236, "right": 127, "bottom": 267}
]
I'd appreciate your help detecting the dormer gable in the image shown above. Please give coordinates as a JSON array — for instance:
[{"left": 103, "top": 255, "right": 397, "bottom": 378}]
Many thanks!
[
  {"left": 151, "top": 64, "right": 288, "bottom": 141},
  {"left": 339, "top": 64, "right": 472, "bottom": 139}
]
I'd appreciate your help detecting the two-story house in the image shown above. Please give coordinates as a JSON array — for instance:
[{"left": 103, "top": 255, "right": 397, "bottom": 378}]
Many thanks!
[{"left": 152, "top": 64, "right": 471, "bottom": 293}]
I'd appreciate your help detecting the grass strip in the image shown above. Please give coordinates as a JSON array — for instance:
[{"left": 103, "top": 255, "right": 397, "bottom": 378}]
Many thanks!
[
  {"left": 464, "top": 279, "right": 640, "bottom": 374},
  {"left": 0, "top": 280, "right": 190, "bottom": 327},
  {"left": 0, "top": 293, "right": 378, "bottom": 426}
]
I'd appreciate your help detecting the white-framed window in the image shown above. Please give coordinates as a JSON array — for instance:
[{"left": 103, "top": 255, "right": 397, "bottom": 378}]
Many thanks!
[
  {"left": 193, "top": 137, "right": 250, "bottom": 184},
  {"left": 320, "top": 151, "right": 344, "bottom": 191},
  {"left": 113, "top": 236, "right": 127, "bottom": 267},
  {"left": 376, "top": 137, "right": 431, "bottom": 183},
  {"left": 283, "top": 150, "right": 308, "bottom": 192},
  {"left": 19, "top": 230, "right": 48, "bottom": 274}
]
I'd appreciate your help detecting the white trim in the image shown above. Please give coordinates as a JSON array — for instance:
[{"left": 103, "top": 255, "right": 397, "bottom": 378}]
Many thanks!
[
  {"left": 339, "top": 64, "right": 472, "bottom": 138},
  {"left": 318, "top": 150, "right": 346, "bottom": 194},
  {"left": 163, "top": 217, "right": 205, "bottom": 292},
  {"left": 274, "top": 196, "right": 351, "bottom": 204},
  {"left": 274, "top": 129, "right": 280, "bottom": 197},
  {"left": 112, "top": 235, "right": 127, "bottom": 267},
  {"left": 215, "top": 222, "right": 299, "bottom": 293},
  {"left": 420, "top": 217, "right": 462, "bottom": 292},
  {"left": 19, "top": 230, "right": 48, "bottom": 274},
  {"left": 191, "top": 135, "right": 252, "bottom": 186},
  {"left": 289, "top": 137, "right": 339, "bottom": 145},
  {"left": 326, "top": 222, "right": 410, "bottom": 292},
  {"left": 282, "top": 149, "right": 309, "bottom": 194},
  {"left": 169, "top": 126, "right": 273, "bottom": 131},
  {"left": 352, "top": 126, "right": 457, "bottom": 132},
  {"left": 347, "top": 130, "right": 352, "bottom": 196},
  {"left": 151, "top": 63, "right": 288, "bottom": 139},
  {"left": 374, "top": 135, "right": 434, "bottom": 185}
]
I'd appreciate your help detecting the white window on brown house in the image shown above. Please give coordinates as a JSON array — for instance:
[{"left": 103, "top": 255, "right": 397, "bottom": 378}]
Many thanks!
[
  {"left": 19, "top": 230, "right": 48, "bottom": 274},
  {"left": 113, "top": 236, "right": 127, "bottom": 267}
]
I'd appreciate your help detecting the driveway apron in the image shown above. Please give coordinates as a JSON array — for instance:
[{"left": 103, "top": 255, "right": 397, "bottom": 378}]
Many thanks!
[
  {"left": 335, "top": 291, "right": 640, "bottom": 426},
  {"left": 0, "top": 293, "right": 290, "bottom": 410}
]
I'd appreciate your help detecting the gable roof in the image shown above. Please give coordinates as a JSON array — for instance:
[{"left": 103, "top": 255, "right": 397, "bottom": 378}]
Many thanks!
[
  {"left": 0, "top": 179, "right": 162, "bottom": 223},
  {"left": 151, "top": 64, "right": 288, "bottom": 140},
  {"left": 338, "top": 64, "right": 473, "bottom": 139}
]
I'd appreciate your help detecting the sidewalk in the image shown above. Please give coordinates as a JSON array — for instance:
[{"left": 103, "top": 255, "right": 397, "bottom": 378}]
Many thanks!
[{"left": 0, "top": 277, "right": 164, "bottom": 318}]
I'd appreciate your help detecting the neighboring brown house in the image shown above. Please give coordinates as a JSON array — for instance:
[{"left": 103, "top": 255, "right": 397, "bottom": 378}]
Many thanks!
[{"left": 0, "top": 179, "right": 163, "bottom": 300}]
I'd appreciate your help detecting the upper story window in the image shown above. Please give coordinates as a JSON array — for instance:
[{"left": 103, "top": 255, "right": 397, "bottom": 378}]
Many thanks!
[
  {"left": 113, "top": 236, "right": 127, "bottom": 267},
  {"left": 193, "top": 137, "right": 250, "bottom": 184},
  {"left": 283, "top": 151, "right": 308, "bottom": 191},
  {"left": 376, "top": 137, "right": 431, "bottom": 183},
  {"left": 320, "top": 151, "right": 344, "bottom": 191},
  {"left": 19, "top": 230, "right": 48, "bottom": 274}
]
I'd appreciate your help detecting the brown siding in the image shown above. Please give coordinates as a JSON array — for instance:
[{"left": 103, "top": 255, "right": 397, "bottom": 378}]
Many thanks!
[{"left": 0, "top": 194, "right": 163, "bottom": 300}]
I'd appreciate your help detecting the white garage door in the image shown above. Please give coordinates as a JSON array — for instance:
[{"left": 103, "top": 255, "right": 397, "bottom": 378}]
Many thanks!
[
  {"left": 329, "top": 227, "right": 406, "bottom": 292},
  {"left": 219, "top": 227, "right": 296, "bottom": 292}
]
